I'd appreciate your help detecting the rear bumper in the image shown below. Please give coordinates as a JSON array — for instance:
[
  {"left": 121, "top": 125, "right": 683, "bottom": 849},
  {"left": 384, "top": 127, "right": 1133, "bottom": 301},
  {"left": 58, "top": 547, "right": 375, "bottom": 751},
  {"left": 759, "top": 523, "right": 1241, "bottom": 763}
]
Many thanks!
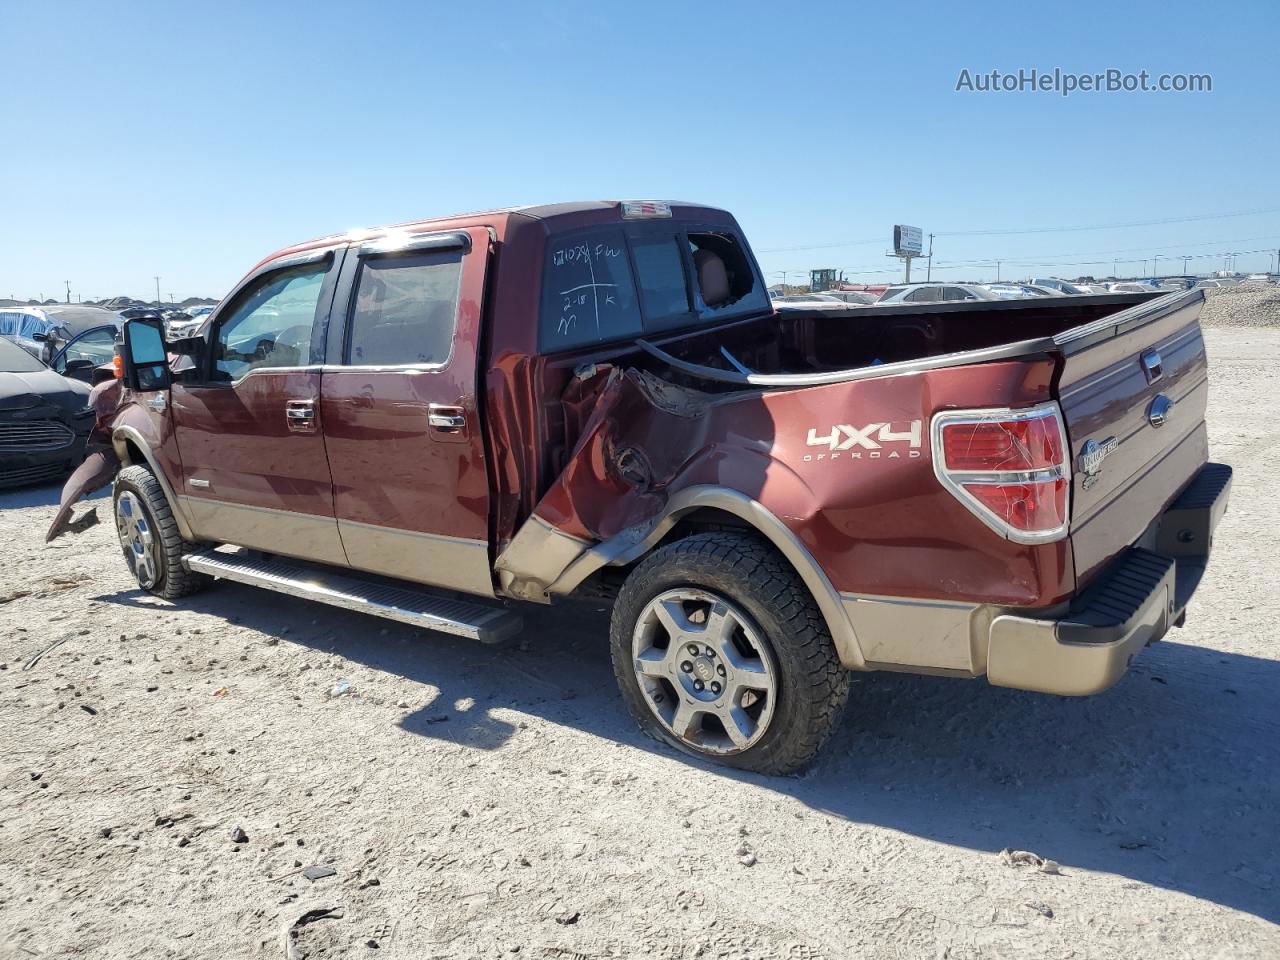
[{"left": 986, "top": 462, "right": 1232, "bottom": 696}]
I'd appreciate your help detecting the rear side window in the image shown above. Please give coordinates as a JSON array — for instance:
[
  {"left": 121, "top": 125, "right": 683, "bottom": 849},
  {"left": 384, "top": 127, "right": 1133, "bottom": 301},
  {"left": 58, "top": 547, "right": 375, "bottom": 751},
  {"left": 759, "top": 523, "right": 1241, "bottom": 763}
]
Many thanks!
[
  {"left": 541, "top": 230, "right": 642, "bottom": 350},
  {"left": 347, "top": 253, "right": 462, "bottom": 366}
]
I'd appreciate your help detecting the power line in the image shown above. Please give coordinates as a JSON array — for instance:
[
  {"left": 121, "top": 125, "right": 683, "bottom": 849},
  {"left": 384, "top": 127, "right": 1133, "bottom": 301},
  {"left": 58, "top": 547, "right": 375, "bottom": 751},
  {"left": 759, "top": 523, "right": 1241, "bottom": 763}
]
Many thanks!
[
  {"left": 934, "top": 205, "right": 1280, "bottom": 238},
  {"left": 756, "top": 205, "right": 1280, "bottom": 254}
]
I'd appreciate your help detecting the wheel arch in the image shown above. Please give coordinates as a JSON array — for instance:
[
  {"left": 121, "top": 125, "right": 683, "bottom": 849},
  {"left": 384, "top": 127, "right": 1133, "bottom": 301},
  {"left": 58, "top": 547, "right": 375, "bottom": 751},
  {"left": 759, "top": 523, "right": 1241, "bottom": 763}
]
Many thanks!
[
  {"left": 111, "top": 425, "right": 196, "bottom": 541},
  {"left": 550, "top": 485, "right": 866, "bottom": 670}
]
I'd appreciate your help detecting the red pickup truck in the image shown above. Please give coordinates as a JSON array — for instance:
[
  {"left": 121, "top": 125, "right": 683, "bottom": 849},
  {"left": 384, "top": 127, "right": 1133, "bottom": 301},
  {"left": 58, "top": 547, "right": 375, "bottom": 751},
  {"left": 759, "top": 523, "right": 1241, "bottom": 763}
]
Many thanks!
[{"left": 51, "top": 200, "right": 1231, "bottom": 773}]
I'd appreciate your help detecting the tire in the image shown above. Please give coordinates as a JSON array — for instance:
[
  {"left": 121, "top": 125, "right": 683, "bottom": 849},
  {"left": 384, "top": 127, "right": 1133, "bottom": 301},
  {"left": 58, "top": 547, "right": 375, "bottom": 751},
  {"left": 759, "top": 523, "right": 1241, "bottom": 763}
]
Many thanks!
[
  {"left": 610, "top": 532, "right": 850, "bottom": 775},
  {"left": 113, "top": 464, "right": 210, "bottom": 600}
]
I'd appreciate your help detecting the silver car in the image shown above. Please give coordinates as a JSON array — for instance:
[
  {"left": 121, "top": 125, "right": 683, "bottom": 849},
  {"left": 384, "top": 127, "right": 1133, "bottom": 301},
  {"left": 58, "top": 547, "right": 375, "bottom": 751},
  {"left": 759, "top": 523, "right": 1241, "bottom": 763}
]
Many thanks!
[
  {"left": 875, "top": 283, "right": 996, "bottom": 304},
  {"left": 0, "top": 307, "right": 68, "bottom": 363}
]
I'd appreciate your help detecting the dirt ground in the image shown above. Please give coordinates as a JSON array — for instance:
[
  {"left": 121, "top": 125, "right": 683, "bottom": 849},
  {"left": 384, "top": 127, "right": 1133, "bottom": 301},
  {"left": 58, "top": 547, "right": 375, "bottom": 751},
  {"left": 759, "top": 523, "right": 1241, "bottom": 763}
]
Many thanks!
[{"left": 2, "top": 326, "right": 1278, "bottom": 960}]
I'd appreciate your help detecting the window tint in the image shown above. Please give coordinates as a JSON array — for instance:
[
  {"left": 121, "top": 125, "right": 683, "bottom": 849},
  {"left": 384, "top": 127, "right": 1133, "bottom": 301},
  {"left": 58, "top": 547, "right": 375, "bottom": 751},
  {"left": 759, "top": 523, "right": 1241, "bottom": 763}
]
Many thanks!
[
  {"left": 348, "top": 253, "right": 462, "bottom": 366},
  {"left": 904, "top": 286, "right": 941, "bottom": 302},
  {"left": 540, "top": 230, "right": 642, "bottom": 350},
  {"left": 213, "top": 265, "right": 326, "bottom": 381},
  {"left": 631, "top": 238, "right": 690, "bottom": 323},
  {"left": 942, "top": 286, "right": 972, "bottom": 301}
]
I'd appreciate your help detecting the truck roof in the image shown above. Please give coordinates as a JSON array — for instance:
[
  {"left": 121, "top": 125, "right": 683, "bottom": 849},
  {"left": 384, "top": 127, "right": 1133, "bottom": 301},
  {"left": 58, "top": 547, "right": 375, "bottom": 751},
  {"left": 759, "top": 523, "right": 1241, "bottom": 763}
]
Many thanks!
[{"left": 247, "top": 200, "right": 733, "bottom": 275}]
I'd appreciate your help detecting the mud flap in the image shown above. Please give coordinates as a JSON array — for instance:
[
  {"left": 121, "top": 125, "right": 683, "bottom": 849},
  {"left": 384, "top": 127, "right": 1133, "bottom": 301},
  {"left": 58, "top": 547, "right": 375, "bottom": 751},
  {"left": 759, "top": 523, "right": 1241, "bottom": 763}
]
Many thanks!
[{"left": 45, "top": 447, "right": 121, "bottom": 543}]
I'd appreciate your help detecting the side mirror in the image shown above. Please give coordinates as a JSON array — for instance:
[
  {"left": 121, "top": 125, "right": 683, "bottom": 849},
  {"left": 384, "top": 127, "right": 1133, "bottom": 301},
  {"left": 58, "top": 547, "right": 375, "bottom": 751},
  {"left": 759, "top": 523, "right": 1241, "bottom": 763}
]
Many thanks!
[
  {"left": 121, "top": 317, "right": 171, "bottom": 392},
  {"left": 31, "top": 331, "right": 49, "bottom": 342}
]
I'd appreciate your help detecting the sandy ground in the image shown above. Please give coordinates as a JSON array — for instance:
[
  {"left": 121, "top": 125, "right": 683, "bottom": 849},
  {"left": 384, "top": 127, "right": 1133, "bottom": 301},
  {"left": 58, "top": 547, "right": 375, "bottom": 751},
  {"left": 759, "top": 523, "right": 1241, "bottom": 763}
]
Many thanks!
[{"left": 1, "top": 327, "right": 1278, "bottom": 960}]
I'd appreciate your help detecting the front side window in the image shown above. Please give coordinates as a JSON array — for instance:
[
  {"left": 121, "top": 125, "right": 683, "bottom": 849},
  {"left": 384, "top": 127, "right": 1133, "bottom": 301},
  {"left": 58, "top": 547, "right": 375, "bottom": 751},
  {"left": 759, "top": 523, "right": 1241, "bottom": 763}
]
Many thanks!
[
  {"left": 55, "top": 328, "right": 117, "bottom": 373},
  {"left": 347, "top": 253, "right": 462, "bottom": 366},
  {"left": 213, "top": 264, "right": 326, "bottom": 381},
  {"left": 904, "top": 286, "right": 941, "bottom": 302}
]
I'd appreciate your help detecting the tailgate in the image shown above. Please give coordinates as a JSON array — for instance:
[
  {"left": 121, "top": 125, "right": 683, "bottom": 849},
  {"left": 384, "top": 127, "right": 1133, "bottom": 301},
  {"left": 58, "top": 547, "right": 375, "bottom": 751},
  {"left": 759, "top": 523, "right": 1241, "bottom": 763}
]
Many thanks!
[{"left": 1055, "top": 290, "right": 1210, "bottom": 585}]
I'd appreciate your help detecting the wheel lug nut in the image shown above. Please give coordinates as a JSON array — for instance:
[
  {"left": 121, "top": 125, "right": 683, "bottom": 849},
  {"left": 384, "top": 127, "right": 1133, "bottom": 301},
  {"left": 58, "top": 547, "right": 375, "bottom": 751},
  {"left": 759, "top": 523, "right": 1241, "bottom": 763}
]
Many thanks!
[
  {"left": 717, "top": 664, "right": 726, "bottom": 677},
  {"left": 710, "top": 682, "right": 722, "bottom": 695},
  {"left": 687, "top": 644, "right": 700, "bottom": 656},
  {"left": 704, "top": 647, "right": 716, "bottom": 658},
  {"left": 680, "top": 661, "right": 693, "bottom": 673},
  {"left": 693, "top": 680, "right": 704, "bottom": 691}
]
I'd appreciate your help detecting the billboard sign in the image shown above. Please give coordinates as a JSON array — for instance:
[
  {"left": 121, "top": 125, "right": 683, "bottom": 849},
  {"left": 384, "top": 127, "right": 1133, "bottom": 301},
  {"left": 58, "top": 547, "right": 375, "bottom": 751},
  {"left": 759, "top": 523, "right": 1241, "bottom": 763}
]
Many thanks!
[{"left": 893, "top": 224, "right": 923, "bottom": 257}]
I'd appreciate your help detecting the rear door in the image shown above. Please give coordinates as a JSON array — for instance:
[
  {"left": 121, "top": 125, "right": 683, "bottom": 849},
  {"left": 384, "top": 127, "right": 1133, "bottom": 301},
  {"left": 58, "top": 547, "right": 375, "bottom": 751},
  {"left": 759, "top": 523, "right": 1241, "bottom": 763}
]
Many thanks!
[
  {"left": 320, "top": 227, "right": 494, "bottom": 596},
  {"left": 1055, "top": 291, "right": 1210, "bottom": 583},
  {"left": 170, "top": 247, "right": 347, "bottom": 564}
]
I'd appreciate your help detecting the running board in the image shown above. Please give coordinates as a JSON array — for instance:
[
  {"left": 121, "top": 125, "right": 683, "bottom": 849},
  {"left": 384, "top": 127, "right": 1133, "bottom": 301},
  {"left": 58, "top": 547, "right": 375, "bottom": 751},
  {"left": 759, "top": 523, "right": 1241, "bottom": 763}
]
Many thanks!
[{"left": 183, "top": 549, "right": 523, "bottom": 644}]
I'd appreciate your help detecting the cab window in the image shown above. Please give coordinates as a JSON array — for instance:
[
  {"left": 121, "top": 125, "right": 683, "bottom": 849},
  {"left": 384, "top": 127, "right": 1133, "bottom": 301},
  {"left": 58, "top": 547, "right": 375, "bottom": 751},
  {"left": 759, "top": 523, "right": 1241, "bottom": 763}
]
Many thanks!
[
  {"left": 212, "top": 264, "right": 327, "bottom": 381},
  {"left": 347, "top": 252, "right": 462, "bottom": 366}
]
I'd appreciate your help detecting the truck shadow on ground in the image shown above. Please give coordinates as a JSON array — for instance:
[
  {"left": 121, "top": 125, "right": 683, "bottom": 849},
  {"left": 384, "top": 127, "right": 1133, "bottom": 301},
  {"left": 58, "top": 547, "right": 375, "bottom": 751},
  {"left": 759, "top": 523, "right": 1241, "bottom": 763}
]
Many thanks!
[{"left": 98, "top": 583, "right": 1280, "bottom": 924}]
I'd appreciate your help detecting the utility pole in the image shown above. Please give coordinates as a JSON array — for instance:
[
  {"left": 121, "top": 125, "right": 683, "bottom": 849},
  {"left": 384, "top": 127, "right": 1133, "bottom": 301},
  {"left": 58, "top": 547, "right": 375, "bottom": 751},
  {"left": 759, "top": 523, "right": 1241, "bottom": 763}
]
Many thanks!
[
  {"left": 1112, "top": 258, "right": 1118, "bottom": 278},
  {"left": 64, "top": 280, "right": 71, "bottom": 304},
  {"left": 154, "top": 276, "right": 162, "bottom": 307},
  {"left": 995, "top": 260, "right": 1001, "bottom": 282},
  {"left": 926, "top": 233, "right": 934, "bottom": 281},
  {"left": 1181, "top": 256, "right": 1190, "bottom": 275},
  {"left": 1153, "top": 254, "right": 1161, "bottom": 279}
]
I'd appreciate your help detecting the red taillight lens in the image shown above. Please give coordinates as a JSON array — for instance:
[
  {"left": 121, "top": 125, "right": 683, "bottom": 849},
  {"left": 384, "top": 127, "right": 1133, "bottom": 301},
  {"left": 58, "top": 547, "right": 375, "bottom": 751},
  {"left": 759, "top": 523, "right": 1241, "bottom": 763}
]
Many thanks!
[
  {"left": 941, "top": 415, "right": 1064, "bottom": 472},
  {"left": 960, "top": 477, "right": 1068, "bottom": 532},
  {"left": 932, "top": 404, "right": 1071, "bottom": 542}
]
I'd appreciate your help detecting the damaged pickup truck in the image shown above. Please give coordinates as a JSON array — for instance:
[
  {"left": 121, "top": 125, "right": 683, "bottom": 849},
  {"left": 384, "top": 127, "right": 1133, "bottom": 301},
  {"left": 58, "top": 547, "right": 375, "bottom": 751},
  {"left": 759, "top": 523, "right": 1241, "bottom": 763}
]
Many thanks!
[{"left": 51, "top": 200, "right": 1231, "bottom": 773}]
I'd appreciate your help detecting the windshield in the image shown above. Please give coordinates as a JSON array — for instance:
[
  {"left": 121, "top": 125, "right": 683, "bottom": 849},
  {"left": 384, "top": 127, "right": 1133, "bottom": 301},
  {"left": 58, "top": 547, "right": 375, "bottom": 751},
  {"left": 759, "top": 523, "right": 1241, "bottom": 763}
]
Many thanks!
[{"left": 0, "top": 336, "right": 48, "bottom": 372}]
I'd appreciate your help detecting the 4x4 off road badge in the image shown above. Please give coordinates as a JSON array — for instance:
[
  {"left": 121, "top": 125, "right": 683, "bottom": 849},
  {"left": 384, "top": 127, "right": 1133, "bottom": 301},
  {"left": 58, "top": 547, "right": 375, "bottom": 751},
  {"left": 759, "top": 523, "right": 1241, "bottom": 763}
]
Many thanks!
[
  {"left": 803, "top": 421, "right": 923, "bottom": 462},
  {"left": 1078, "top": 436, "right": 1119, "bottom": 489}
]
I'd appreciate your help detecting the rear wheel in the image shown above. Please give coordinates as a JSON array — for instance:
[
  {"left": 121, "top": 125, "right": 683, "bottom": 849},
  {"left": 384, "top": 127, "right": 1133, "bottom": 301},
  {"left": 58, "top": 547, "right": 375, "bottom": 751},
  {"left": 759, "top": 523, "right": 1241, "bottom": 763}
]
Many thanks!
[
  {"left": 610, "top": 533, "right": 850, "bottom": 774},
  {"left": 113, "top": 465, "right": 209, "bottom": 599}
]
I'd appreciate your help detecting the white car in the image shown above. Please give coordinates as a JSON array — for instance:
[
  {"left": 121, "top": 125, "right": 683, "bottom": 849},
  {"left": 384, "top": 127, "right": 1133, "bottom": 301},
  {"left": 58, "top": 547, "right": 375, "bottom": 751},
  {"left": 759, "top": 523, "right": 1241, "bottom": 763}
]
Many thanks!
[
  {"left": 1027, "top": 277, "right": 1090, "bottom": 295},
  {"left": 981, "top": 283, "right": 1062, "bottom": 300},
  {"left": 1108, "top": 282, "right": 1157, "bottom": 294},
  {"left": 0, "top": 307, "right": 68, "bottom": 362}
]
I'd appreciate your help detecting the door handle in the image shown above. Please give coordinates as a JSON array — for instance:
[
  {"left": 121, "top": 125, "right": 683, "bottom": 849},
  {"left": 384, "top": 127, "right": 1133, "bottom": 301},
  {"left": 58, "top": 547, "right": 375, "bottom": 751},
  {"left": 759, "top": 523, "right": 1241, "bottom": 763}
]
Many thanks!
[
  {"left": 427, "top": 404, "right": 465, "bottom": 431},
  {"left": 286, "top": 399, "right": 318, "bottom": 433}
]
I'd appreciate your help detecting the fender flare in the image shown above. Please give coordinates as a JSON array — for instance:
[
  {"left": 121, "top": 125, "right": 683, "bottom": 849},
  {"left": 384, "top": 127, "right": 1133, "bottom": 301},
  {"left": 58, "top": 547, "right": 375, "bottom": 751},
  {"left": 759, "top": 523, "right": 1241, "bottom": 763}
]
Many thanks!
[
  {"left": 112, "top": 425, "right": 197, "bottom": 541},
  {"left": 547, "top": 485, "right": 866, "bottom": 670}
]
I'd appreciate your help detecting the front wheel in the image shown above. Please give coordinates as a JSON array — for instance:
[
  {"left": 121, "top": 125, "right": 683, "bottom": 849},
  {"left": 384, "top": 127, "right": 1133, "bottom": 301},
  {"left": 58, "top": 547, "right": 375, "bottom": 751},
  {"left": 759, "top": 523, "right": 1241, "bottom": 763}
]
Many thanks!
[
  {"left": 610, "top": 533, "right": 850, "bottom": 775},
  {"left": 113, "top": 465, "right": 209, "bottom": 600}
]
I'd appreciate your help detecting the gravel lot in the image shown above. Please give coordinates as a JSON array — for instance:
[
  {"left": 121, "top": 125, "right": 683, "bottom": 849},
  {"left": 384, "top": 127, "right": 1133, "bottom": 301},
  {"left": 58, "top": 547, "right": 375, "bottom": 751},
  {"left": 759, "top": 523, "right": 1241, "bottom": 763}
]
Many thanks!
[{"left": 2, "top": 308, "right": 1278, "bottom": 959}]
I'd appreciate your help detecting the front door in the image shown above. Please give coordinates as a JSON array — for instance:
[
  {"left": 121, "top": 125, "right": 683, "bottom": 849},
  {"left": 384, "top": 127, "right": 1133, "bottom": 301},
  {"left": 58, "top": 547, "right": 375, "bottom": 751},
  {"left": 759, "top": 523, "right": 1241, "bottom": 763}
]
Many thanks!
[
  {"left": 320, "top": 227, "right": 493, "bottom": 595},
  {"left": 170, "top": 248, "right": 347, "bottom": 565}
]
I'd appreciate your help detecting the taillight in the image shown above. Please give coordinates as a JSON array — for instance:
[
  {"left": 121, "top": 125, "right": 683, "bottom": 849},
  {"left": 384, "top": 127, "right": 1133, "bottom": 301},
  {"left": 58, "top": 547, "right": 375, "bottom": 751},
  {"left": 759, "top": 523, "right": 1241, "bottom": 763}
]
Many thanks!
[{"left": 931, "top": 402, "right": 1071, "bottom": 543}]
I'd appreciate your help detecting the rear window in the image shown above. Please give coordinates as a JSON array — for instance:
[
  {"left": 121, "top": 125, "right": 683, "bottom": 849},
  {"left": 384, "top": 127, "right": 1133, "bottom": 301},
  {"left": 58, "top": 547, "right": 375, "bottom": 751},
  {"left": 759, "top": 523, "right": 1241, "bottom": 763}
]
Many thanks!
[
  {"left": 538, "top": 223, "right": 765, "bottom": 352},
  {"left": 541, "top": 230, "right": 642, "bottom": 350}
]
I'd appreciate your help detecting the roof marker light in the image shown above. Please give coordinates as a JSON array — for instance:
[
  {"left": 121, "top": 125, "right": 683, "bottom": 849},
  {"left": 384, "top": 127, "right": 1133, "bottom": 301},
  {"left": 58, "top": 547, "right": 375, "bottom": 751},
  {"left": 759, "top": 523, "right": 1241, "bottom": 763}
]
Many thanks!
[{"left": 621, "top": 200, "right": 672, "bottom": 219}]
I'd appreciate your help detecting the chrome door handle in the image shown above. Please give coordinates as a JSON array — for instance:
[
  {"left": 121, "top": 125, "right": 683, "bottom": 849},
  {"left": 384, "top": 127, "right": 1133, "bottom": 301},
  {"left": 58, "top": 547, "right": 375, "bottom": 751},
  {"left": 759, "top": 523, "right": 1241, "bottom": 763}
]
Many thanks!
[
  {"left": 286, "top": 399, "right": 318, "bottom": 432},
  {"left": 428, "top": 404, "right": 465, "bottom": 431},
  {"left": 1140, "top": 348, "right": 1163, "bottom": 384}
]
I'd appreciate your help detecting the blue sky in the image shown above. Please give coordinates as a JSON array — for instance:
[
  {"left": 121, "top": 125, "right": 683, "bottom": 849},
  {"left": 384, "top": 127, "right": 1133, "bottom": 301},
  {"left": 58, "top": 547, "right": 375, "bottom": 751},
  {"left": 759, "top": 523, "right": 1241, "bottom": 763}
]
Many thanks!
[{"left": 2, "top": 0, "right": 1277, "bottom": 300}]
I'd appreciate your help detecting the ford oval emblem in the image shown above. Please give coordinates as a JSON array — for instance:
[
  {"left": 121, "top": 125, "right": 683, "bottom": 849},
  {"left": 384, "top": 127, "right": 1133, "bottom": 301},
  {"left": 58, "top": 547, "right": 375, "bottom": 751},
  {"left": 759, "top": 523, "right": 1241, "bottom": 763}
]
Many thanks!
[{"left": 1148, "top": 394, "right": 1174, "bottom": 428}]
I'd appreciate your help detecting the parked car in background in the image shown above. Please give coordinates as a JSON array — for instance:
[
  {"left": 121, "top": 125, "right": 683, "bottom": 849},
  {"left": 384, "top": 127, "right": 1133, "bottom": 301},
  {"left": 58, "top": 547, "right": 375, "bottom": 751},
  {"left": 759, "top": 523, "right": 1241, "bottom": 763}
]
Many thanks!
[
  {"left": 821, "top": 291, "right": 878, "bottom": 305},
  {"left": 118, "top": 306, "right": 163, "bottom": 320},
  {"left": 47, "top": 324, "right": 120, "bottom": 384},
  {"left": 771, "top": 293, "right": 857, "bottom": 311},
  {"left": 1195, "top": 278, "right": 1240, "bottom": 289},
  {"left": 981, "top": 283, "right": 1062, "bottom": 300},
  {"left": 184, "top": 304, "right": 217, "bottom": 321},
  {"left": 1244, "top": 273, "right": 1274, "bottom": 285},
  {"left": 875, "top": 283, "right": 996, "bottom": 304},
  {"left": 0, "top": 336, "right": 93, "bottom": 487},
  {"left": 1027, "top": 277, "right": 1089, "bottom": 295},
  {"left": 1109, "top": 282, "right": 1157, "bottom": 294},
  {"left": 0, "top": 307, "right": 70, "bottom": 363}
]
